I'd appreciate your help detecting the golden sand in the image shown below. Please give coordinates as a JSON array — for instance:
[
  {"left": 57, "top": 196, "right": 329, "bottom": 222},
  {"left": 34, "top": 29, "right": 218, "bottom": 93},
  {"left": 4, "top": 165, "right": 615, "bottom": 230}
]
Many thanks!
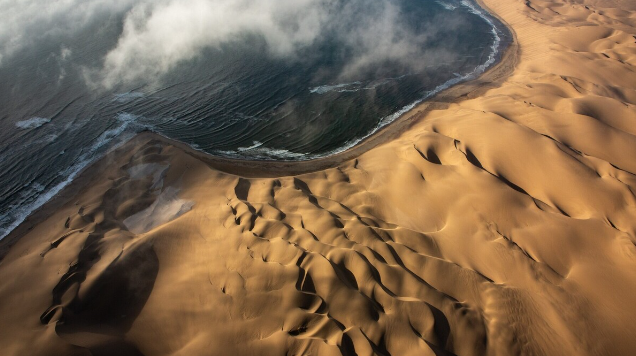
[{"left": 1, "top": 0, "right": 636, "bottom": 354}]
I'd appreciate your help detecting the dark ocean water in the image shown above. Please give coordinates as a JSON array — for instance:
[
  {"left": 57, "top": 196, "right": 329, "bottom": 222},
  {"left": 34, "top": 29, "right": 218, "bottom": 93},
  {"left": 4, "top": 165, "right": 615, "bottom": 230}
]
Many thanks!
[{"left": 0, "top": 0, "right": 510, "bottom": 238}]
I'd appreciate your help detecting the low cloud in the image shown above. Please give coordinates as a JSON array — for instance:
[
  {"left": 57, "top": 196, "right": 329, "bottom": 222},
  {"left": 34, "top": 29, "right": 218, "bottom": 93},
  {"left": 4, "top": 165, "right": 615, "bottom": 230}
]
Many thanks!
[
  {"left": 1, "top": 0, "right": 469, "bottom": 88},
  {"left": 0, "top": 0, "right": 135, "bottom": 62},
  {"left": 92, "top": 0, "right": 338, "bottom": 88}
]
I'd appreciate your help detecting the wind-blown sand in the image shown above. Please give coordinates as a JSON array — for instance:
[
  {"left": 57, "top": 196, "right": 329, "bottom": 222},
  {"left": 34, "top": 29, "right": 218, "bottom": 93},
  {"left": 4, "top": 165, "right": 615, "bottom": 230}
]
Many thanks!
[{"left": 1, "top": 0, "right": 636, "bottom": 354}]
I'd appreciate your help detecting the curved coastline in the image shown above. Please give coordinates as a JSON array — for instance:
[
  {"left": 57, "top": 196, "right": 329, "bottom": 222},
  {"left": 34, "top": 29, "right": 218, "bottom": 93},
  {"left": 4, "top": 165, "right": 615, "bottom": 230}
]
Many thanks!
[
  {"left": 147, "top": 0, "right": 519, "bottom": 178},
  {"left": 209, "top": 0, "right": 513, "bottom": 162},
  {"left": 140, "top": 0, "right": 518, "bottom": 177},
  {"left": 0, "top": 0, "right": 518, "bottom": 246}
]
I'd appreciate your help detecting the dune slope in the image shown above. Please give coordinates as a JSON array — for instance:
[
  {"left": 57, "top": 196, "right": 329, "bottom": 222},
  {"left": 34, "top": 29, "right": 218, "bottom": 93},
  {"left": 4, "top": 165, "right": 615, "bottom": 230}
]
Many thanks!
[{"left": 1, "top": 0, "right": 636, "bottom": 355}]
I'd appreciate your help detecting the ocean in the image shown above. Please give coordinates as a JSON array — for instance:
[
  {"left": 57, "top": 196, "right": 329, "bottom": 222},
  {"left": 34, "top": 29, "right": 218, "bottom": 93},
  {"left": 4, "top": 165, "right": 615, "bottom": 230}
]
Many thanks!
[{"left": 0, "top": 0, "right": 510, "bottom": 238}]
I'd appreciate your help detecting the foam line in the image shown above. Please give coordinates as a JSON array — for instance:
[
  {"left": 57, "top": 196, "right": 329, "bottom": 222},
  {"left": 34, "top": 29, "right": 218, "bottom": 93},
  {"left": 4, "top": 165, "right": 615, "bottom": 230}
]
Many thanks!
[
  {"left": 15, "top": 117, "right": 50, "bottom": 130},
  {"left": 292, "top": 0, "right": 505, "bottom": 161},
  {"left": 0, "top": 113, "right": 141, "bottom": 239},
  {"left": 309, "top": 82, "right": 362, "bottom": 94}
]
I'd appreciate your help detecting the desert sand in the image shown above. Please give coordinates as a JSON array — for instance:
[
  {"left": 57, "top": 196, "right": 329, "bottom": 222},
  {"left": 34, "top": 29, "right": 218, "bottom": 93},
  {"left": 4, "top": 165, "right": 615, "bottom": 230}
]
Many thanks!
[{"left": 1, "top": 0, "right": 636, "bottom": 355}]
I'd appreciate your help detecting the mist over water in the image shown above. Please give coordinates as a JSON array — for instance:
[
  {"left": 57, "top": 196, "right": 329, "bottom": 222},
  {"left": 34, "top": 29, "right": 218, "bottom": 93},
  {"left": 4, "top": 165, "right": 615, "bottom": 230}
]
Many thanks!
[{"left": 0, "top": 0, "right": 510, "bottom": 238}]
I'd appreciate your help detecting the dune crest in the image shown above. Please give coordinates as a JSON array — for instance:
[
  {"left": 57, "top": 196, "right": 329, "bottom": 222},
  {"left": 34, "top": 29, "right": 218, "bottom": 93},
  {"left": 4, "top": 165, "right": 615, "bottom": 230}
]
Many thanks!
[{"left": 1, "top": 0, "right": 636, "bottom": 355}]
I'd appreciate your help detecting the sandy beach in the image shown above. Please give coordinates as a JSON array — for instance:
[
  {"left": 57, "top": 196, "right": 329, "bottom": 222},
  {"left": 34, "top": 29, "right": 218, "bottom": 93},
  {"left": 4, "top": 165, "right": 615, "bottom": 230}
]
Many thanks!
[{"left": 1, "top": 0, "right": 636, "bottom": 355}]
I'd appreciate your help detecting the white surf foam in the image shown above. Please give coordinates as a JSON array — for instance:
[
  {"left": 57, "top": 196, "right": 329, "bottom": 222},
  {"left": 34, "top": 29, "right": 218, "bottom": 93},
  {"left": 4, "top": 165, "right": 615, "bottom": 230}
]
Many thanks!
[
  {"left": 113, "top": 91, "right": 145, "bottom": 103},
  {"left": 217, "top": 145, "right": 307, "bottom": 160},
  {"left": 309, "top": 82, "right": 361, "bottom": 94},
  {"left": 459, "top": 0, "right": 502, "bottom": 77},
  {"left": 237, "top": 141, "right": 264, "bottom": 152},
  {"left": 0, "top": 112, "right": 143, "bottom": 240},
  {"left": 15, "top": 117, "right": 50, "bottom": 129},
  {"left": 437, "top": 1, "right": 458, "bottom": 10}
]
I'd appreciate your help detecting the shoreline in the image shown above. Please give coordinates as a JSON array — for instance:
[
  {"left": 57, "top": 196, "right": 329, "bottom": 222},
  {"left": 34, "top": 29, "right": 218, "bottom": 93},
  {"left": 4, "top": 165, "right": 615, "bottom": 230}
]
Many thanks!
[
  {"left": 214, "top": 0, "right": 511, "bottom": 162},
  {"left": 118, "top": 1, "right": 519, "bottom": 179},
  {"left": 184, "top": 0, "right": 515, "bottom": 163},
  {"left": 0, "top": 0, "right": 519, "bottom": 254}
]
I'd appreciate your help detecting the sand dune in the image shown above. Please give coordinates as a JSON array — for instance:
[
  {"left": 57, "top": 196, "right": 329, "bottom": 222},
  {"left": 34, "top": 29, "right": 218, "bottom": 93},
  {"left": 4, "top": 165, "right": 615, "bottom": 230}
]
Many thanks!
[{"left": 1, "top": 0, "right": 636, "bottom": 355}]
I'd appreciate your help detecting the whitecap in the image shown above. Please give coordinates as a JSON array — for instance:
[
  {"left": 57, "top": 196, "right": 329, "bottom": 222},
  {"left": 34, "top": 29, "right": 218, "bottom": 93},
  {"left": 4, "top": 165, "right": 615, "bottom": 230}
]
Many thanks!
[
  {"left": 113, "top": 91, "right": 145, "bottom": 103},
  {"left": 237, "top": 141, "right": 264, "bottom": 152},
  {"left": 15, "top": 117, "right": 50, "bottom": 129},
  {"left": 437, "top": 1, "right": 458, "bottom": 10},
  {"left": 309, "top": 82, "right": 361, "bottom": 94},
  {"left": 311, "top": 75, "right": 410, "bottom": 95}
]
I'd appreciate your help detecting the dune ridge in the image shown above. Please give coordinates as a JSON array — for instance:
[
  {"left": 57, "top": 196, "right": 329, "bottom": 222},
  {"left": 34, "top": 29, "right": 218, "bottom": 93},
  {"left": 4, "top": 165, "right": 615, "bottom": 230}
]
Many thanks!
[{"left": 1, "top": 0, "right": 636, "bottom": 355}]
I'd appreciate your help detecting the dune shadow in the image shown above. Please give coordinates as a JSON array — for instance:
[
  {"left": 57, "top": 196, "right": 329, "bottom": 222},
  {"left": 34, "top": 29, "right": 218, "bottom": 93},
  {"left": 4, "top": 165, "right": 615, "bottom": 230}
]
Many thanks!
[{"left": 42, "top": 240, "right": 159, "bottom": 356}]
